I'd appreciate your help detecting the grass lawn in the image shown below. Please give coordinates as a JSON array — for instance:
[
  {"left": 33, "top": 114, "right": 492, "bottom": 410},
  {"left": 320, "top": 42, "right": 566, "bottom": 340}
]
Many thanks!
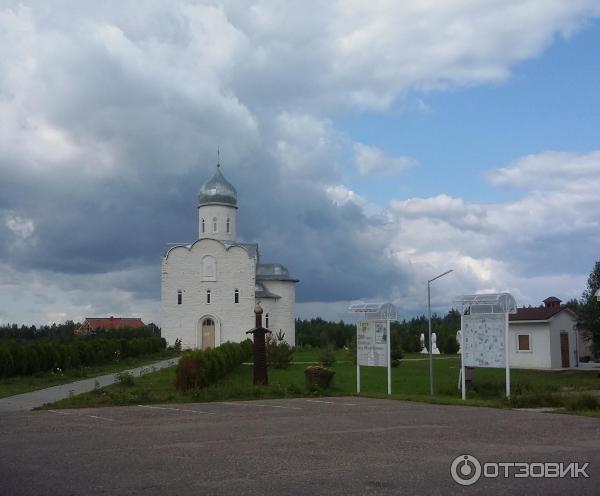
[
  {"left": 291, "top": 348, "right": 349, "bottom": 362},
  {"left": 44, "top": 355, "right": 600, "bottom": 416},
  {"left": 0, "top": 351, "right": 180, "bottom": 399},
  {"left": 290, "top": 348, "right": 451, "bottom": 362}
]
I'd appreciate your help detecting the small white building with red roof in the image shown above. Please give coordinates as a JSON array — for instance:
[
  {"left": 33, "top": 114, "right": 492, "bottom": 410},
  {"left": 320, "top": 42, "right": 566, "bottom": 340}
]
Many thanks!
[
  {"left": 508, "top": 296, "right": 586, "bottom": 369},
  {"left": 76, "top": 316, "right": 145, "bottom": 336}
]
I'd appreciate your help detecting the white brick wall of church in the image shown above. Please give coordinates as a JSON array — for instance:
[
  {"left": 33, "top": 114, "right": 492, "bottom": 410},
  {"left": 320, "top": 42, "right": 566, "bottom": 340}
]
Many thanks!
[
  {"left": 161, "top": 238, "right": 256, "bottom": 349},
  {"left": 259, "top": 281, "right": 296, "bottom": 345}
]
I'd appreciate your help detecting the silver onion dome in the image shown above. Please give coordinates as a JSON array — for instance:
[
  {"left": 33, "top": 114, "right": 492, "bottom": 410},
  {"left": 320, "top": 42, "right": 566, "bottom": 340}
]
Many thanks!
[{"left": 198, "top": 165, "right": 238, "bottom": 207}]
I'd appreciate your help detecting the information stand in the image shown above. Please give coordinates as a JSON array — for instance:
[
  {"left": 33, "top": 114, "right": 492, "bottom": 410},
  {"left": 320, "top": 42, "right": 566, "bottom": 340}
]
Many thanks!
[
  {"left": 349, "top": 303, "right": 397, "bottom": 395},
  {"left": 455, "top": 293, "right": 517, "bottom": 400}
]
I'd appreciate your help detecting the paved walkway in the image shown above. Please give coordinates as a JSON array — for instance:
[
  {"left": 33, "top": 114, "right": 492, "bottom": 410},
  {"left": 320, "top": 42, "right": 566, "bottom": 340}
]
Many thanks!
[{"left": 0, "top": 357, "right": 180, "bottom": 412}]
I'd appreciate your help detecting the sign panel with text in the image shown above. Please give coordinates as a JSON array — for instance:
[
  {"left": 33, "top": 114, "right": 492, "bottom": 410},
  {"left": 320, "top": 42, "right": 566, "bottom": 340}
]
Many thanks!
[{"left": 357, "top": 320, "right": 388, "bottom": 367}]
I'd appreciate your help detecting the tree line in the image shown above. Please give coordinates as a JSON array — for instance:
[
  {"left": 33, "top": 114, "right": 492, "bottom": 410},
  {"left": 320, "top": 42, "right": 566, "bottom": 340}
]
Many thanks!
[{"left": 296, "top": 310, "right": 461, "bottom": 354}]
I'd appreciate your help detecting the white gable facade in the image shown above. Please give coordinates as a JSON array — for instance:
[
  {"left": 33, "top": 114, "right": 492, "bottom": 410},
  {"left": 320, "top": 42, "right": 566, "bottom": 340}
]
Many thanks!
[
  {"left": 161, "top": 165, "right": 298, "bottom": 349},
  {"left": 509, "top": 298, "right": 581, "bottom": 369}
]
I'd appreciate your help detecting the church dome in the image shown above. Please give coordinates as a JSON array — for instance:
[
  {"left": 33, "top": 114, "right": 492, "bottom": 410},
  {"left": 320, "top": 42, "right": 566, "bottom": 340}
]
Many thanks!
[{"left": 198, "top": 165, "right": 238, "bottom": 207}]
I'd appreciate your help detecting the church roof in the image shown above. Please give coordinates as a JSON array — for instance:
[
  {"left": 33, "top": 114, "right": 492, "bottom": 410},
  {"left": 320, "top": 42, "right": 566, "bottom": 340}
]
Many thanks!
[
  {"left": 255, "top": 281, "right": 280, "bottom": 299},
  {"left": 223, "top": 241, "right": 259, "bottom": 259},
  {"left": 256, "top": 263, "right": 299, "bottom": 282},
  {"left": 162, "top": 240, "right": 258, "bottom": 259},
  {"left": 198, "top": 165, "right": 238, "bottom": 208}
]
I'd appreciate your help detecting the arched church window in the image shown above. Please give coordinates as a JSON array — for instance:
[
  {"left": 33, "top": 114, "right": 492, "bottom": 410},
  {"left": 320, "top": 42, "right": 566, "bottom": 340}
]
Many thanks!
[
  {"left": 177, "top": 290, "right": 182, "bottom": 305},
  {"left": 234, "top": 289, "right": 239, "bottom": 303},
  {"left": 265, "top": 313, "right": 269, "bottom": 328},
  {"left": 226, "top": 217, "right": 230, "bottom": 233},
  {"left": 206, "top": 289, "right": 211, "bottom": 304},
  {"left": 201, "top": 255, "right": 217, "bottom": 281},
  {"left": 212, "top": 217, "right": 217, "bottom": 233},
  {"left": 201, "top": 218, "right": 205, "bottom": 233}
]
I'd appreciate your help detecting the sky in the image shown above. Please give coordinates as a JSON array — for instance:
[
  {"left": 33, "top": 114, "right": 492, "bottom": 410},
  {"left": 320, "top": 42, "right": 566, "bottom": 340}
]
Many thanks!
[{"left": 1, "top": 0, "right": 600, "bottom": 326}]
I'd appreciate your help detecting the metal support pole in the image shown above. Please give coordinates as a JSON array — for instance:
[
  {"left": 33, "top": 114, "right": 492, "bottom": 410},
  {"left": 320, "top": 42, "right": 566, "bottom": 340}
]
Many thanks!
[
  {"left": 505, "top": 311, "right": 510, "bottom": 398},
  {"left": 461, "top": 314, "right": 466, "bottom": 400},
  {"left": 428, "top": 282, "right": 433, "bottom": 395},
  {"left": 387, "top": 319, "right": 391, "bottom": 395}
]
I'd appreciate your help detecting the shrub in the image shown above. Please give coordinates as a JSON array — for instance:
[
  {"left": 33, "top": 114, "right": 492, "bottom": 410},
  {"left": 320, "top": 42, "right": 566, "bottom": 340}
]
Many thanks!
[
  {"left": 267, "top": 330, "right": 294, "bottom": 369},
  {"left": 174, "top": 340, "right": 253, "bottom": 392},
  {"left": 304, "top": 365, "right": 335, "bottom": 390},
  {"left": 391, "top": 332, "right": 403, "bottom": 361},
  {"left": 174, "top": 354, "right": 202, "bottom": 390},
  {"left": 439, "top": 334, "right": 459, "bottom": 354},
  {"left": 400, "top": 332, "right": 423, "bottom": 353},
  {"left": 565, "top": 394, "right": 600, "bottom": 411},
  {"left": 116, "top": 371, "right": 135, "bottom": 387},
  {"left": 319, "top": 346, "right": 337, "bottom": 367},
  {"left": 345, "top": 335, "right": 357, "bottom": 365},
  {"left": 0, "top": 335, "right": 166, "bottom": 378},
  {"left": 0, "top": 347, "right": 14, "bottom": 377}
]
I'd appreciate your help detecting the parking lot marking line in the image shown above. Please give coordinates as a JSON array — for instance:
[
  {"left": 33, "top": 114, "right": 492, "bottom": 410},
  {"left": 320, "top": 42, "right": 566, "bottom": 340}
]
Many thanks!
[
  {"left": 87, "top": 415, "right": 114, "bottom": 422},
  {"left": 220, "top": 402, "right": 302, "bottom": 410},
  {"left": 47, "top": 410, "right": 114, "bottom": 422},
  {"left": 137, "top": 405, "right": 215, "bottom": 415},
  {"left": 304, "top": 399, "right": 359, "bottom": 406}
]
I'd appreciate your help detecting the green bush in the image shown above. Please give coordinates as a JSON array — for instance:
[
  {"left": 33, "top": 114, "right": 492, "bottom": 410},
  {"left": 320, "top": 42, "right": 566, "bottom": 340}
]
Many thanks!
[
  {"left": 0, "top": 335, "right": 166, "bottom": 378},
  {"left": 438, "top": 334, "right": 459, "bottom": 354},
  {"left": 319, "top": 346, "right": 337, "bottom": 367},
  {"left": 116, "top": 371, "right": 135, "bottom": 387},
  {"left": 267, "top": 330, "right": 294, "bottom": 369},
  {"left": 400, "top": 332, "right": 423, "bottom": 353},
  {"left": 174, "top": 340, "right": 253, "bottom": 392},
  {"left": 565, "top": 394, "right": 600, "bottom": 411}
]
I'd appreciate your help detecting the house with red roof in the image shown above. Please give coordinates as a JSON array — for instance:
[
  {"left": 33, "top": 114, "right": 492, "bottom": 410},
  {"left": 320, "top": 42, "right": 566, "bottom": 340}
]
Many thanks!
[
  {"left": 508, "top": 297, "right": 587, "bottom": 369},
  {"left": 75, "top": 316, "right": 145, "bottom": 336}
]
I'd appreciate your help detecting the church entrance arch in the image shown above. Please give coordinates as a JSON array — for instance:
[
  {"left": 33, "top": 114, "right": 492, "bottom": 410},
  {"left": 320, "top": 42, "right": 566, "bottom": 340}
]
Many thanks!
[{"left": 199, "top": 317, "right": 216, "bottom": 350}]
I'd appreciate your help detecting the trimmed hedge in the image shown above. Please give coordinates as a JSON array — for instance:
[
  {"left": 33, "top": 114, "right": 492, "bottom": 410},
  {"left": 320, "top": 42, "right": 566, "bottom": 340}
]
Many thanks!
[
  {"left": 174, "top": 340, "right": 253, "bottom": 391},
  {"left": 0, "top": 336, "right": 166, "bottom": 378}
]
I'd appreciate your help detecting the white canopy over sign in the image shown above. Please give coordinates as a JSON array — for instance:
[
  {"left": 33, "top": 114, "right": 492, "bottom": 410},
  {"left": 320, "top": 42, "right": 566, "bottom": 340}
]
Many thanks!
[
  {"left": 454, "top": 293, "right": 517, "bottom": 315},
  {"left": 348, "top": 302, "right": 397, "bottom": 321}
]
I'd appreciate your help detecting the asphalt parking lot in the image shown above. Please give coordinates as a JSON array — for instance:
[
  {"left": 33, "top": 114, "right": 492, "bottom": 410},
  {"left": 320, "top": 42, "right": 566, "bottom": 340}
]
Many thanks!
[{"left": 1, "top": 397, "right": 598, "bottom": 495}]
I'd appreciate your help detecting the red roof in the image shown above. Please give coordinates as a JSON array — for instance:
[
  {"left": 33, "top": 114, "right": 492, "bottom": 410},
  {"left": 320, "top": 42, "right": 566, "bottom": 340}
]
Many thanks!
[
  {"left": 81, "top": 317, "right": 145, "bottom": 330},
  {"left": 509, "top": 306, "right": 570, "bottom": 322}
]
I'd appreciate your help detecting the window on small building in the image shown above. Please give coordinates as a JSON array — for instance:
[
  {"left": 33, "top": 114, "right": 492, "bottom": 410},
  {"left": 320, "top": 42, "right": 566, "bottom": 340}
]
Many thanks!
[
  {"left": 234, "top": 289, "right": 239, "bottom": 303},
  {"left": 201, "top": 218, "right": 205, "bottom": 233},
  {"left": 213, "top": 217, "right": 217, "bottom": 233},
  {"left": 226, "top": 217, "right": 230, "bottom": 233},
  {"left": 177, "top": 290, "right": 182, "bottom": 305},
  {"left": 265, "top": 313, "right": 269, "bottom": 328},
  {"left": 206, "top": 289, "right": 211, "bottom": 304},
  {"left": 517, "top": 334, "right": 530, "bottom": 351}
]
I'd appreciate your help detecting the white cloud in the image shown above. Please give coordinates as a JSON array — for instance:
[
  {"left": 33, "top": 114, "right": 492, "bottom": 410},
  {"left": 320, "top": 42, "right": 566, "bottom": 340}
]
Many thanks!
[
  {"left": 5, "top": 214, "right": 35, "bottom": 240},
  {"left": 325, "top": 185, "right": 366, "bottom": 207},
  {"left": 354, "top": 143, "right": 416, "bottom": 176},
  {"left": 1, "top": 2, "right": 600, "bottom": 324},
  {"left": 487, "top": 150, "right": 600, "bottom": 192}
]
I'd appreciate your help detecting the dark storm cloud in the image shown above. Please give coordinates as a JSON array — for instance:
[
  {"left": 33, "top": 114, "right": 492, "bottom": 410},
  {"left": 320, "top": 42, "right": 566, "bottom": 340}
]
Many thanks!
[{"left": 2, "top": 1, "right": 600, "bottom": 324}]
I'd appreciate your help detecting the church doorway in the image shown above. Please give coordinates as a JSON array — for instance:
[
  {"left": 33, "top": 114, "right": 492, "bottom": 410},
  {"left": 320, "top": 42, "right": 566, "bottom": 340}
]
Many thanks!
[{"left": 201, "top": 318, "right": 215, "bottom": 350}]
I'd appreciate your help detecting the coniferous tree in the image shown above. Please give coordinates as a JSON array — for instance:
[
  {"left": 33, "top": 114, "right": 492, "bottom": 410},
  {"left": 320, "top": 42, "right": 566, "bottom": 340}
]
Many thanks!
[{"left": 576, "top": 260, "right": 600, "bottom": 358}]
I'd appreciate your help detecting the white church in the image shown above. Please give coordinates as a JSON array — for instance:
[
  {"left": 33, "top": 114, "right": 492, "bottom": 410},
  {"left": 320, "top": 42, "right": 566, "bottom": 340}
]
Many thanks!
[{"left": 161, "top": 162, "right": 298, "bottom": 349}]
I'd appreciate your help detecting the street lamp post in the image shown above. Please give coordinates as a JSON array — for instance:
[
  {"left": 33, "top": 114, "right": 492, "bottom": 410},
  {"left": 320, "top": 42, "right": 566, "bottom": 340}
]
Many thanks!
[{"left": 428, "top": 269, "right": 454, "bottom": 395}]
